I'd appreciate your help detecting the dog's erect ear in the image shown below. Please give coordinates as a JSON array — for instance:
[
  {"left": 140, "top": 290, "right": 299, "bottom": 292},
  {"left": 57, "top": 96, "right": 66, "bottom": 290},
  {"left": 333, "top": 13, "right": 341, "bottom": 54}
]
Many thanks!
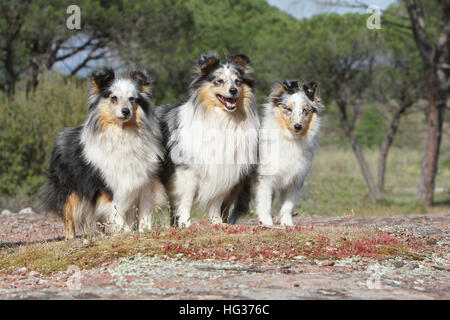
[
  {"left": 131, "top": 70, "right": 152, "bottom": 95},
  {"left": 228, "top": 54, "right": 254, "bottom": 87},
  {"left": 196, "top": 52, "right": 220, "bottom": 75},
  {"left": 303, "top": 80, "right": 323, "bottom": 113},
  {"left": 228, "top": 54, "right": 251, "bottom": 70},
  {"left": 302, "top": 80, "right": 318, "bottom": 101},
  {"left": 91, "top": 68, "right": 115, "bottom": 95},
  {"left": 282, "top": 80, "right": 299, "bottom": 94},
  {"left": 270, "top": 80, "right": 299, "bottom": 106},
  {"left": 270, "top": 82, "right": 288, "bottom": 106}
]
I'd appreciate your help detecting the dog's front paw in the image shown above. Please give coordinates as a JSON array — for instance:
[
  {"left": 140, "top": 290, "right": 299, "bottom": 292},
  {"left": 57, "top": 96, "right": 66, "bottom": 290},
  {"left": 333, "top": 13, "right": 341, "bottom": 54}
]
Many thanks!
[
  {"left": 209, "top": 216, "right": 223, "bottom": 225},
  {"left": 280, "top": 214, "right": 294, "bottom": 226},
  {"left": 258, "top": 215, "right": 274, "bottom": 226},
  {"left": 138, "top": 223, "right": 152, "bottom": 233},
  {"left": 109, "top": 223, "right": 131, "bottom": 233},
  {"left": 177, "top": 217, "right": 191, "bottom": 228}
]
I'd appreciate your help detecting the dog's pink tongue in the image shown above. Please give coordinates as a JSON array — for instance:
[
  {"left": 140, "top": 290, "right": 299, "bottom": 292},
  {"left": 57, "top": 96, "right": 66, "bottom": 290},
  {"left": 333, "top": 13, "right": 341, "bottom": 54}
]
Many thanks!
[{"left": 226, "top": 98, "right": 236, "bottom": 108}]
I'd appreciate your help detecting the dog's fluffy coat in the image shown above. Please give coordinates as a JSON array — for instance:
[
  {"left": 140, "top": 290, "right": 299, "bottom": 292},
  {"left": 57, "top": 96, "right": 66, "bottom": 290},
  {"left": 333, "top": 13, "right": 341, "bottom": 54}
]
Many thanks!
[
  {"left": 228, "top": 80, "right": 323, "bottom": 226},
  {"left": 41, "top": 68, "right": 166, "bottom": 239},
  {"left": 156, "top": 52, "right": 260, "bottom": 227}
]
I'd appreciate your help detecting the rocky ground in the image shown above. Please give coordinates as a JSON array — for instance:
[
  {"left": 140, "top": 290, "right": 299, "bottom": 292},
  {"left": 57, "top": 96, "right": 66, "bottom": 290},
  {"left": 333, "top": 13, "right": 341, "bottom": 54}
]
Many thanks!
[{"left": 0, "top": 209, "right": 448, "bottom": 300}]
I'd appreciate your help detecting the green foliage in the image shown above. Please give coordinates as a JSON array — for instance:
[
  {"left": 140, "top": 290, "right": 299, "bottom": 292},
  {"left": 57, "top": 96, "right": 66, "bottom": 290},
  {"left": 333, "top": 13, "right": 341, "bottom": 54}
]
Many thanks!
[
  {"left": 103, "top": 0, "right": 197, "bottom": 104},
  {"left": 0, "top": 75, "right": 87, "bottom": 200},
  {"left": 355, "top": 106, "right": 388, "bottom": 149},
  {"left": 104, "top": 0, "right": 301, "bottom": 104},
  {"left": 0, "top": 0, "right": 126, "bottom": 97},
  {"left": 0, "top": 0, "right": 448, "bottom": 212},
  {"left": 294, "top": 147, "right": 449, "bottom": 216},
  {"left": 441, "top": 157, "right": 450, "bottom": 170},
  {"left": 293, "top": 13, "right": 379, "bottom": 103}
]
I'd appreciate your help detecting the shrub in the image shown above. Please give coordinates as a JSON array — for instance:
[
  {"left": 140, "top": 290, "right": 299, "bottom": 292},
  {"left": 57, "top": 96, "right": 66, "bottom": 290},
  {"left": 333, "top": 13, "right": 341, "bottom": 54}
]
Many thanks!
[
  {"left": 0, "top": 74, "right": 87, "bottom": 204},
  {"left": 355, "top": 105, "right": 387, "bottom": 148}
]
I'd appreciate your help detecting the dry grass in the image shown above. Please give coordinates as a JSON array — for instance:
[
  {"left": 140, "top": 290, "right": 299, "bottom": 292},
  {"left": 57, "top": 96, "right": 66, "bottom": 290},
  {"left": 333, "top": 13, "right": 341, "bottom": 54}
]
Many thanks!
[
  {"left": 281, "top": 147, "right": 450, "bottom": 217},
  {"left": 186, "top": 147, "right": 450, "bottom": 222},
  {"left": 0, "top": 221, "right": 424, "bottom": 275},
  {"left": 0, "top": 77, "right": 447, "bottom": 277}
]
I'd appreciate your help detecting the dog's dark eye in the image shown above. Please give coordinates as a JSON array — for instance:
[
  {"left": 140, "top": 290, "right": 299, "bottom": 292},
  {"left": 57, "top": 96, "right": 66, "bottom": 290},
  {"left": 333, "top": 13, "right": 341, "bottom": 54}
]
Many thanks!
[
  {"left": 281, "top": 105, "right": 292, "bottom": 114},
  {"left": 303, "top": 109, "right": 309, "bottom": 115},
  {"left": 129, "top": 97, "right": 135, "bottom": 103},
  {"left": 111, "top": 96, "right": 118, "bottom": 103},
  {"left": 214, "top": 79, "right": 224, "bottom": 86},
  {"left": 235, "top": 79, "right": 242, "bottom": 86}
]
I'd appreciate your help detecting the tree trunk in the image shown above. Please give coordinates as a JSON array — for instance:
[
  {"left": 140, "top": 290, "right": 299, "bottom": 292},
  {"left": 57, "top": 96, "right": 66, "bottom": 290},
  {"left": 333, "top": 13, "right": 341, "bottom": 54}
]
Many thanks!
[
  {"left": 403, "top": 0, "right": 449, "bottom": 206},
  {"left": 377, "top": 102, "right": 410, "bottom": 191},
  {"left": 4, "top": 46, "right": 16, "bottom": 98},
  {"left": 25, "top": 56, "right": 40, "bottom": 100},
  {"left": 417, "top": 65, "right": 447, "bottom": 205},
  {"left": 337, "top": 100, "right": 381, "bottom": 200}
]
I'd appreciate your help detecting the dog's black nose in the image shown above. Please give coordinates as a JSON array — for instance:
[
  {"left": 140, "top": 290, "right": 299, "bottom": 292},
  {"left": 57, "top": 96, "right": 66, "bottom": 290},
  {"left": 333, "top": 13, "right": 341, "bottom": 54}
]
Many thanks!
[
  {"left": 294, "top": 123, "right": 302, "bottom": 131},
  {"left": 229, "top": 87, "right": 238, "bottom": 95},
  {"left": 121, "top": 108, "right": 131, "bottom": 117}
]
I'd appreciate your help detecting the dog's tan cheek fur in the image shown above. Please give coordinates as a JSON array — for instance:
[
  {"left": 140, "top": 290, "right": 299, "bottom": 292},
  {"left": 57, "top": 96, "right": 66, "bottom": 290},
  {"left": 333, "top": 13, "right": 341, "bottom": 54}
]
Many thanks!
[
  {"left": 199, "top": 84, "right": 221, "bottom": 111},
  {"left": 99, "top": 102, "right": 143, "bottom": 130},
  {"left": 293, "top": 112, "right": 315, "bottom": 137},
  {"left": 123, "top": 105, "right": 142, "bottom": 130},
  {"left": 276, "top": 107, "right": 290, "bottom": 131},
  {"left": 276, "top": 105, "right": 316, "bottom": 136},
  {"left": 135, "top": 106, "right": 142, "bottom": 125},
  {"left": 234, "top": 84, "right": 253, "bottom": 120},
  {"left": 98, "top": 102, "right": 119, "bottom": 130},
  {"left": 199, "top": 82, "right": 253, "bottom": 120},
  {"left": 300, "top": 112, "right": 316, "bottom": 136},
  {"left": 239, "top": 85, "right": 252, "bottom": 110}
]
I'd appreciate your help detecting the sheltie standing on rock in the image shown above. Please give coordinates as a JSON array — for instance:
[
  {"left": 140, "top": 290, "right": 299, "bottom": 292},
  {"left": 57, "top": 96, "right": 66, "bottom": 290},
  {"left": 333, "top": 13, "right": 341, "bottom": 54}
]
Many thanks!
[
  {"left": 228, "top": 80, "right": 323, "bottom": 226},
  {"left": 41, "top": 68, "right": 166, "bottom": 239},
  {"left": 156, "top": 52, "right": 259, "bottom": 227}
]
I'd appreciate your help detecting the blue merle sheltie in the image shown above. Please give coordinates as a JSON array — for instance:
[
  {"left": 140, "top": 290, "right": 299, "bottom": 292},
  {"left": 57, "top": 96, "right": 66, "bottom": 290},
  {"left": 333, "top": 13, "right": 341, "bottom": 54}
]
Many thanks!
[
  {"left": 156, "top": 52, "right": 260, "bottom": 227},
  {"left": 41, "top": 68, "right": 166, "bottom": 239},
  {"left": 228, "top": 80, "right": 323, "bottom": 226}
]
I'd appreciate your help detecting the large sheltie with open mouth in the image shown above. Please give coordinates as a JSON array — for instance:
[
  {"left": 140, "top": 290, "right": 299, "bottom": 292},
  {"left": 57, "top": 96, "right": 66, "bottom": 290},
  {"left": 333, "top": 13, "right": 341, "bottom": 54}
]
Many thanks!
[
  {"left": 40, "top": 68, "right": 166, "bottom": 239},
  {"left": 156, "top": 52, "right": 260, "bottom": 227},
  {"left": 228, "top": 80, "right": 323, "bottom": 226}
]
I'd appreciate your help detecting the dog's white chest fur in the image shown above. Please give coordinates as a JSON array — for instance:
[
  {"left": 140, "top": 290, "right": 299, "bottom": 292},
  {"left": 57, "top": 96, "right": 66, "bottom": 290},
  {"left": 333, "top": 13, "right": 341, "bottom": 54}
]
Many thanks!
[
  {"left": 172, "top": 101, "right": 259, "bottom": 206},
  {"left": 252, "top": 103, "right": 321, "bottom": 227},
  {"left": 259, "top": 107, "right": 319, "bottom": 190},
  {"left": 262, "top": 132, "right": 315, "bottom": 188},
  {"left": 81, "top": 126, "right": 156, "bottom": 203}
]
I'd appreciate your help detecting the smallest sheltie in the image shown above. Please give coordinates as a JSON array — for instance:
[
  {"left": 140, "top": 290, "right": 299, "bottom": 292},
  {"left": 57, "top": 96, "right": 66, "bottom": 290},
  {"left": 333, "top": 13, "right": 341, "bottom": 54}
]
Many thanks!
[
  {"left": 40, "top": 68, "right": 166, "bottom": 239},
  {"left": 229, "top": 80, "right": 323, "bottom": 226}
]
